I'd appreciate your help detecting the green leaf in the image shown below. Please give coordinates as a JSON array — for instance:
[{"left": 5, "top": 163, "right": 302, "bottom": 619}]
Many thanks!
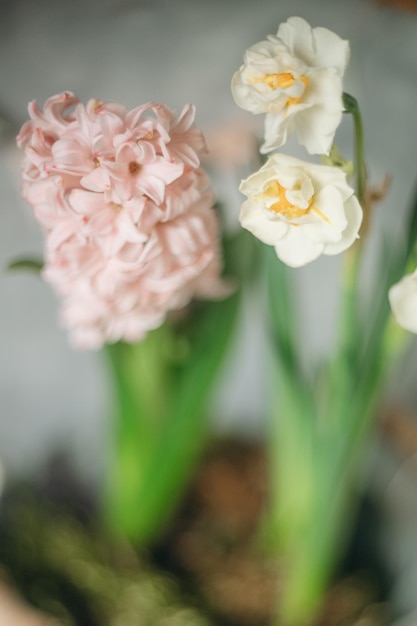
[
  {"left": 7, "top": 258, "right": 43, "bottom": 274},
  {"left": 223, "top": 227, "right": 262, "bottom": 285},
  {"left": 264, "top": 246, "right": 300, "bottom": 382},
  {"left": 362, "top": 177, "right": 417, "bottom": 378},
  {"left": 342, "top": 92, "right": 358, "bottom": 114},
  {"left": 116, "top": 290, "right": 241, "bottom": 544}
]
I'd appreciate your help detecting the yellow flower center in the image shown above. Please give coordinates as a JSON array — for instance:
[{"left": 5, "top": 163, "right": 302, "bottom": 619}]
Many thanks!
[
  {"left": 259, "top": 72, "right": 309, "bottom": 106},
  {"left": 261, "top": 180, "right": 331, "bottom": 225},
  {"left": 263, "top": 180, "right": 312, "bottom": 220}
]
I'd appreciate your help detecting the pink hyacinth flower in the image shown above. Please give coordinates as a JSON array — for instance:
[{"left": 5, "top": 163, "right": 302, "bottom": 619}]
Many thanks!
[{"left": 17, "top": 92, "right": 228, "bottom": 349}]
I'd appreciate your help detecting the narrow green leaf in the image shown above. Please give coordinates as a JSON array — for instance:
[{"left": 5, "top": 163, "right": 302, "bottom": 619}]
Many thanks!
[
  {"left": 264, "top": 246, "right": 300, "bottom": 382},
  {"left": 362, "top": 177, "right": 417, "bottom": 378},
  {"left": 118, "top": 290, "right": 241, "bottom": 544},
  {"left": 7, "top": 258, "right": 43, "bottom": 273},
  {"left": 223, "top": 227, "right": 262, "bottom": 285}
]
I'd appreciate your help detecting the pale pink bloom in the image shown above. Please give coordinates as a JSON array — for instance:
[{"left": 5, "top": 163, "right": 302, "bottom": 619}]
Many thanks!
[
  {"left": 101, "top": 141, "right": 183, "bottom": 204},
  {"left": 18, "top": 92, "right": 227, "bottom": 348},
  {"left": 17, "top": 91, "right": 78, "bottom": 146},
  {"left": 67, "top": 189, "right": 149, "bottom": 257},
  {"left": 45, "top": 198, "right": 225, "bottom": 349},
  {"left": 153, "top": 103, "right": 207, "bottom": 167},
  {"left": 161, "top": 167, "right": 211, "bottom": 222}
]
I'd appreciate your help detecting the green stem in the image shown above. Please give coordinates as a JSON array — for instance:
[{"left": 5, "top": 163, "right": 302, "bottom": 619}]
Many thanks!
[
  {"left": 339, "top": 93, "right": 366, "bottom": 350},
  {"left": 102, "top": 327, "right": 173, "bottom": 540},
  {"left": 276, "top": 478, "right": 353, "bottom": 626},
  {"left": 268, "top": 95, "right": 378, "bottom": 626},
  {"left": 102, "top": 288, "right": 241, "bottom": 545},
  {"left": 338, "top": 246, "right": 361, "bottom": 361},
  {"left": 343, "top": 92, "right": 366, "bottom": 205},
  {"left": 272, "top": 360, "right": 384, "bottom": 626},
  {"left": 329, "top": 94, "right": 367, "bottom": 408}
]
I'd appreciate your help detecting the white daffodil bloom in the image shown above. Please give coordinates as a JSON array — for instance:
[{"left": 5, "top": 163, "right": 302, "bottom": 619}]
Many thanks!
[
  {"left": 231, "top": 16, "right": 350, "bottom": 155},
  {"left": 239, "top": 153, "right": 362, "bottom": 268},
  {"left": 389, "top": 271, "right": 417, "bottom": 333}
]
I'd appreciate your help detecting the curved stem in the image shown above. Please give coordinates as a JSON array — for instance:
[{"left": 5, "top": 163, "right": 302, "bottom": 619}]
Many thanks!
[
  {"left": 343, "top": 92, "right": 366, "bottom": 205},
  {"left": 332, "top": 95, "right": 367, "bottom": 380}
]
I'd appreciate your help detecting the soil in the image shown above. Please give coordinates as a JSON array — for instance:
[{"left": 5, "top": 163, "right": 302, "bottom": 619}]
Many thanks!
[
  {"left": 156, "top": 439, "right": 390, "bottom": 626},
  {"left": 0, "top": 439, "right": 391, "bottom": 626}
]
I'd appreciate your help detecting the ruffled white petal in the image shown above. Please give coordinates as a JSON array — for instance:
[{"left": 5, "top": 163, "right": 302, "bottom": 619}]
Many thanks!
[
  {"left": 323, "top": 195, "right": 362, "bottom": 255},
  {"left": 315, "top": 187, "right": 347, "bottom": 230},
  {"left": 261, "top": 111, "right": 291, "bottom": 152},
  {"left": 277, "top": 17, "right": 316, "bottom": 65},
  {"left": 275, "top": 226, "right": 325, "bottom": 267},
  {"left": 239, "top": 199, "right": 288, "bottom": 245},
  {"left": 311, "top": 26, "right": 350, "bottom": 75},
  {"left": 389, "top": 272, "right": 417, "bottom": 334}
]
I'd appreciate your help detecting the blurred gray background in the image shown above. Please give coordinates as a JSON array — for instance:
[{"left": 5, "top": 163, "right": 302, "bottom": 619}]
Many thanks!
[{"left": 1, "top": 0, "right": 417, "bottom": 619}]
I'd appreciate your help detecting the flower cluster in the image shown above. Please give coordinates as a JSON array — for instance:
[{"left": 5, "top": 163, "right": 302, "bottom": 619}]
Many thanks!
[
  {"left": 17, "top": 92, "right": 227, "bottom": 348},
  {"left": 232, "top": 17, "right": 362, "bottom": 269}
]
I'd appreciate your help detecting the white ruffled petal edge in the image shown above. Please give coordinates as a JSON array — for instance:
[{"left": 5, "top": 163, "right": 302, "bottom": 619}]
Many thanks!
[
  {"left": 323, "top": 194, "right": 362, "bottom": 255},
  {"left": 389, "top": 273, "right": 417, "bottom": 334},
  {"left": 239, "top": 199, "right": 288, "bottom": 245},
  {"left": 278, "top": 16, "right": 350, "bottom": 75},
  {"left": 275, "top": 226, "right": 325, "bottom": 267}
]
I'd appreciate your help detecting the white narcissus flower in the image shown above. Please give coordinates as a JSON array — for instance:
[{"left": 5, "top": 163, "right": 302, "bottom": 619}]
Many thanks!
[
  {"left": 389, "top": 271, "right": 417, "bottom": 333},
  {"left": 239, "top": 153, "right": 362, "bottom": 268},
  {"left": 231, "top": 16, "right": 350, "bottom": 155}
]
